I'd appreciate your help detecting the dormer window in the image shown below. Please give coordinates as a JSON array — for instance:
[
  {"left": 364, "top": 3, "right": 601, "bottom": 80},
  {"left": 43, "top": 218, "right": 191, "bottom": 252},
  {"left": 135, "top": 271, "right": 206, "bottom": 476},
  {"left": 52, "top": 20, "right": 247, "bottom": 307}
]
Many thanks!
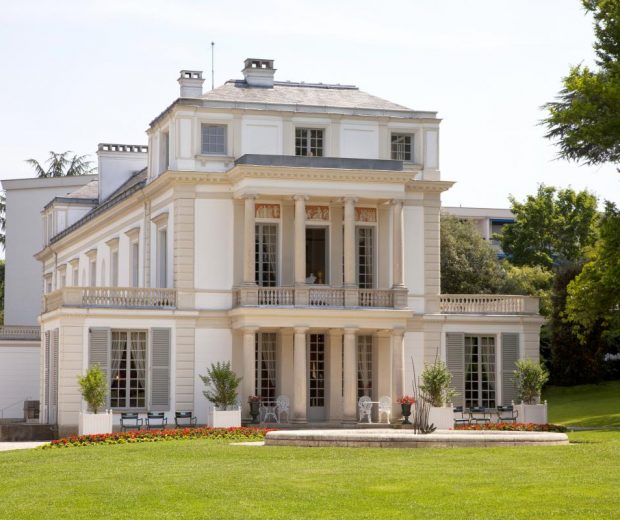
[
  {"left": 201, "top": 124, "right": 227, "bottom": 155},
  {"left": 391, "top": 133, "right": 413, "bottom": 161},
  {"left": 295, "top": 128, "right": 324, "bottom": 157}
]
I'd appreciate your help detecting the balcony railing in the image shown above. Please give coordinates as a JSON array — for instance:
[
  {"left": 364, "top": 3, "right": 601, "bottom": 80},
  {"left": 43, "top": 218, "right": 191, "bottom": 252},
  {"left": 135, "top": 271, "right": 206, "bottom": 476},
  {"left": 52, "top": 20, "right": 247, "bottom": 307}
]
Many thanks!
[
  {"left": 439, "top": 294, "right": 539, "bottom": 314},
  {"left": 0, "top": 325, "right": 41, "bottom": 341},
  {"left": 234, "top": 286, "right": 406, "bottom": 309},
  {"left": 43, "top": 287, "right": 177, "bottom": 313}
]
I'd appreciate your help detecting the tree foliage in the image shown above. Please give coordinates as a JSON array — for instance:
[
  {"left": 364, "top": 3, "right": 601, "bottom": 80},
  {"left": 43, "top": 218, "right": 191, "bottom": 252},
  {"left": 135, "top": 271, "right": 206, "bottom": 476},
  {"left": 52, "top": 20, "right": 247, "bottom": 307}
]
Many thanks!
[
  {"left": 26, "top": 151, "right": 96, "bottom": 178},
  {"left": 565, "top": 202, "right": 620, "bottom": 343},
  {"left": 77, "top": 365, "right": 108, "bottom": 414},
  {"left": 513, "top": 359, "right": 549, "bottom": 404},
  {"left": 501, "top": 263, "right": 554, "bottom": 317},
  {"left": 440, "top": 214, "right": 505, "bottom": 294},
  {"left": 542, "top": 0, "right": 620, "bottom": 168},
  {"left": 200, "top": 362, "right": 241, "bottom": 410},
  {"left": 500, "top": 185, "right": 599, "bottom": 269}
]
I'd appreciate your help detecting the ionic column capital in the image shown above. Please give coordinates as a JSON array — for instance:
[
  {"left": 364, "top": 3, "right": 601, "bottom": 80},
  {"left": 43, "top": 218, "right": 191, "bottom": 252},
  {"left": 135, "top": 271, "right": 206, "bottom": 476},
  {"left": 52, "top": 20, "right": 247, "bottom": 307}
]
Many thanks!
[
  {"left": 242, "top": 326, "right": 259, "bottom": 335},
  {"left": 294, "top": 327, "right": 309, "bottom": 335},
  {"left": 342, "top": 196, "right": 358, "bottom": 205},
  {"left": 293, "top": 194, "right": 309, "bottom": 202},
  {"left": 343, "top": 327, "right": 358, "bottom": 336},
  {"left": 242, "top": 193, "right": 257, "bottom": 200}
]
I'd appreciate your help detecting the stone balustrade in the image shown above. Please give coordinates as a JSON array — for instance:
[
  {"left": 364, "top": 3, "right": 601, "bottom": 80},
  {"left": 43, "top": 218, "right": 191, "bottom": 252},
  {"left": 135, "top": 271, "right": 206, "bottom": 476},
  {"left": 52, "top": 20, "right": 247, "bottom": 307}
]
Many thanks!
[
  {"left": 43, "top": 287, "right": 177, "bottom": 313},
  {"left": 0, "top": 325, "right": 41, "bottom": 340},
  {"left": 439, "top": 294, "right": 539, "bottom": 314}
]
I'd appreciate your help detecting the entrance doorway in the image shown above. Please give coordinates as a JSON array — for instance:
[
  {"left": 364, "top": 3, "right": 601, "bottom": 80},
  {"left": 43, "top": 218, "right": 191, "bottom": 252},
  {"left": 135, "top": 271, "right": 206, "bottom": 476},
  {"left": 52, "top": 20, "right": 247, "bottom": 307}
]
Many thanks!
[
  {"left": 308, "top": 333, "right": 326, "bottom": 421},
  {"left": 306, "top": 227, "right": 328, "bottom": 284}
]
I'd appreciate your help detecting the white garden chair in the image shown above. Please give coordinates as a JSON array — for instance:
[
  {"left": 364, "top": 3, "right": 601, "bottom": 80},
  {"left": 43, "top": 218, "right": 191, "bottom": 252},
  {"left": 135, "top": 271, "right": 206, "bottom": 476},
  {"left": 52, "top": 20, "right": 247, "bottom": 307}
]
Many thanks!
[
  {"left": 358, "top": 396, "right": 372, "bottom": 423},
  {"left": 378, "top": 396, "right": 392, "bottom": 424},
  {"left": 276, "top": 395, "right": 290, "bottom": 423}
]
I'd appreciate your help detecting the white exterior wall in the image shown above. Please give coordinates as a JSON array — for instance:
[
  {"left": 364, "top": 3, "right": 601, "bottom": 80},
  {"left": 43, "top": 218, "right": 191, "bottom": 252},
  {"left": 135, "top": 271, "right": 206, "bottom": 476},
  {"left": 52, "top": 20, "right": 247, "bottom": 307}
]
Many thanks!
[{"left": 0, "top": 343, "right": 40, "bottom": 418}]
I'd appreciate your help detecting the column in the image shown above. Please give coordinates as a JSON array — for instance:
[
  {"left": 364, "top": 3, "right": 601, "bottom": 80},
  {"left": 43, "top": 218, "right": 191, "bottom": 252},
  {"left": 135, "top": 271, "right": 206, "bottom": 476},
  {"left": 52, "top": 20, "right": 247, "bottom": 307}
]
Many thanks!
[
  {"left": 328, "top": 329, "right": 343, "bottom": 422},
  {"left": 343, "top": 197, "right": 357, "bottom": 287},
  {"left": 279, "top": 330, "right": 295, "bottom": 404},
  {"left": 391, "top": 328, "right": 405, "bottom": 419},
  {"left": 392, "top": 199, "right": 404, "bottom": 288},
  {"left": 292, "top": 327, "right": 308, "bottom": 423},
  {"left": 243, "top": 195, "right": 256, "bottom": 286},
  {"left": 376, "top": 330, "right": 392, "bottom": 405},
  {"left": 294, "top": 195, "right": 307, "bottom": 285},
  {"left": 342, "top": 328, "right": 357, "bottom": 423},
  {"left": 242, "top": 327, "right": 257, "bottom": 418}
]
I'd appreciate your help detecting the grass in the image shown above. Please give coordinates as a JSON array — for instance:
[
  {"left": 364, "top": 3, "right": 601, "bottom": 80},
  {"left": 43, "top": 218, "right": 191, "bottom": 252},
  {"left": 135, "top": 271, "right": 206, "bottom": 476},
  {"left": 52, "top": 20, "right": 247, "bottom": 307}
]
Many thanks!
[
  {"left": 1, "top": 431, "right": 620, "bottom": 519},
  {"left": 544, "top": 379, "right": 620, "bottom": 427}
]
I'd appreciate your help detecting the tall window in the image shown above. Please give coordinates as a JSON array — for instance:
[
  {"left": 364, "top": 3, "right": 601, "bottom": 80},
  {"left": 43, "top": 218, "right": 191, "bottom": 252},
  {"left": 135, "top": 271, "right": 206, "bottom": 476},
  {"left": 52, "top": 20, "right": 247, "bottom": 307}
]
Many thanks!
[
  {"left": 72, "top": 266, "right": 79, "bottom": 286},
  {"left": 131, "top": 242, "right": 140, "bottom": 287},
  {"left": 159, "top": 131, "right": 169, "bottom": 174},
  {"left": 255, "top": 224, "right": 278, "bottom": 287},
  {"left": 357, "top": 335, "right": 373, "bottom": 398},
  {"left": 391, "top": 133, "right": 413, "bottom": 161},
  {"left": 89, "top": 259, "right": 97, "bottom": 286},
  {"left": 201, "top": 124, "right": 227, "bottom": 155},
  {"left": 465, "top": 336, "right": 496, "bottom": 408},
  {"left": 308, "top": 334, "right": 325, "bottom": 407},
  {"left": 110, "top": 331, "right": 147, "bottom": 409},
  {"left": 295, "top": 128, "right": 324, "bottom": 157},
  {"left": 110, "top": 250, "right": 119, "bottom": 286},
  {"left": 157, "top": 229, "right": 167, "bottom": 288},
  {"left": 356, "top": 227, "right": 374, "bottom": 288},
  {"left": 255, "top": 332, "right": 277, "bottom": 400},
  {"left": 306, "top": 227, "right": 328, "bottom": 284}
]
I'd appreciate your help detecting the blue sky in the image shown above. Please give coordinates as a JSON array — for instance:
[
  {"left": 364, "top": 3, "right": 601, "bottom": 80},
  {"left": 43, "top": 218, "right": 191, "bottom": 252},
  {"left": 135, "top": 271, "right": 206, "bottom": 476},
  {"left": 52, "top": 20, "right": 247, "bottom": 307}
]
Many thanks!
[{"left": 0, "top": 0, "right": 618, "bottom": 208}]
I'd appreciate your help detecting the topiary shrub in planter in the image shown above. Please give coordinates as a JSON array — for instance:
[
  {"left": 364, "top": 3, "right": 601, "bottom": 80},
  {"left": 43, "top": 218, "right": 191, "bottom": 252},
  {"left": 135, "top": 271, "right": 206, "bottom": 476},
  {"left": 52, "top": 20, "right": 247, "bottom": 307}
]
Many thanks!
[
  {"left": 200, "top": 362, "right": 242, "bottom": 427},
  {"left": 419, "top": 360, "right": 457, "bottom": 430},
  {"left": 77, "top": 365, "right": 113, "bottom": 435},
  {"left": 513, "top": 359, "right": 550, "bottom": 424}
]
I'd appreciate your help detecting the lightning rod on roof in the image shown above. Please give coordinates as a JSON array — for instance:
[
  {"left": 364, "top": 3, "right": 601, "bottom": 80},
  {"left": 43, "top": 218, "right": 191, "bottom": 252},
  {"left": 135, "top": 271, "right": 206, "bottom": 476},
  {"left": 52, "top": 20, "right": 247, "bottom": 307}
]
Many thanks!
[{"left": 211, "top": 41, "right": 215, "bottom": 90}]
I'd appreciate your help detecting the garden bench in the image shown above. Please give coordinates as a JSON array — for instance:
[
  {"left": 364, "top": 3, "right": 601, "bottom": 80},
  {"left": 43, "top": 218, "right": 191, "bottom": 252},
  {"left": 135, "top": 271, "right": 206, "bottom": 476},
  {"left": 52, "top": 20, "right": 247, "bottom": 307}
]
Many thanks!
[
  {"left": 496, "top": 405, "right": 518, "bottom": 423},
  {"left": 120, "top": 412, "right": 143, "bottom": 432},
  {"left": 469, "top": 407, "right": 491, "bottom": 424},
  {"left": 145, "top": 412, "right": 168, "bottom": 430},
  {"left": 175, "top": 411, "right": 198, "bottom": 428},
  {"left": 453, "top": 406, "right": 470, "bottom": 427}
]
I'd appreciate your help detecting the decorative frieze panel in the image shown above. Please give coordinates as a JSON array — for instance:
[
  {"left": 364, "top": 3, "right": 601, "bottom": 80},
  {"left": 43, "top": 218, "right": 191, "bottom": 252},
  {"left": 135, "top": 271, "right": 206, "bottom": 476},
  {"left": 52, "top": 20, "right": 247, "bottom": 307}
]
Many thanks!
[
  {"left": 255, "top": 204, "right": 281, "bottom": 219},
  {"left": 355, "top": 207, "right": 377, "bottom": 223},
  {"left": 306, "top": 205, "right": 330, "bottom": 221}
]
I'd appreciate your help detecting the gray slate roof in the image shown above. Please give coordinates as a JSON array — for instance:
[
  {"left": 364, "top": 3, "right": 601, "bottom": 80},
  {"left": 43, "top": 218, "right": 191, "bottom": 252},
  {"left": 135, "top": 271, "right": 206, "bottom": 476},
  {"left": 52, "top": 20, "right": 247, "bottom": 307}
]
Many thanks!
[{"left": 202, "top": 80, "right": 412, "bottom": 112}]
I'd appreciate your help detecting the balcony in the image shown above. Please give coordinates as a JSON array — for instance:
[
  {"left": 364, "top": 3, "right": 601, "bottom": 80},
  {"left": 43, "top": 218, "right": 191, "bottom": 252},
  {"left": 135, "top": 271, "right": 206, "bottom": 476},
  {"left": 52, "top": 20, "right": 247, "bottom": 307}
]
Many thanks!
[
  {"left": 0, "top": 325, "right": 41, "bottom": 341},
  {"left": 43, "top": 287, "right": 177, "bottom": 313},
  {"left": 439, "top": 294, "right": 539, "bottom": 315},
  {"left": 234, "top": 286, "right": 405, "bottom": 309}
]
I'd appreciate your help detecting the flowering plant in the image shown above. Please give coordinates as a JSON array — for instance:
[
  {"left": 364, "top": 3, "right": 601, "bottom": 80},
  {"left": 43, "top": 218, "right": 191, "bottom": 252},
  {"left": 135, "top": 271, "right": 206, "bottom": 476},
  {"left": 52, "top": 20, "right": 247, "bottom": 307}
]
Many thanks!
[
  {"left": 454, "top": 422, "right": 567, "bottom": 433},
  {"left": 397, "top": 395, "right": 416, "bottom": 405},
  {"left": 248, "top": 395, "right": 261, "bottom": 403}
]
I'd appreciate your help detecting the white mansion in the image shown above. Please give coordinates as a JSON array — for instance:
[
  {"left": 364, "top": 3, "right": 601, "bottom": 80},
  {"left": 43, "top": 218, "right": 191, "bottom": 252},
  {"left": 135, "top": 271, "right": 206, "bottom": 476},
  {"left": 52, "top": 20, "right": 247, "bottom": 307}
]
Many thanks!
[{"left": 29, "top": 59, "right": 542, "bottom": 435}]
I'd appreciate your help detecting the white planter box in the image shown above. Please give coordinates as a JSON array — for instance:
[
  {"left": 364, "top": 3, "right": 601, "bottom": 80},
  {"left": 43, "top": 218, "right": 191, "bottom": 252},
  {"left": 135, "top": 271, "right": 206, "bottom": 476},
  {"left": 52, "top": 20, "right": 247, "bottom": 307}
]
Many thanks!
[
  {"left": 79, "top": 411, "right": 113, "bottom": 435},
  {"left": 428, "top": 406, "right": 454, "bottom": 430},
  {"left": 207, "top": 408, "right": 241, "bottom": 428},
  {"left": 514, "top": 402, "right": 548, "bottom": 424}
]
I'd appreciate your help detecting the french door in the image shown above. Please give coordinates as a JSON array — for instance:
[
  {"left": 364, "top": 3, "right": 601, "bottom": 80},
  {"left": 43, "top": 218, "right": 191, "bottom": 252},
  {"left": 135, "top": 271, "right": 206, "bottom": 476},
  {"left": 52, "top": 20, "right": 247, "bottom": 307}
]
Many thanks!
[
  {"left": 308, "top": 333, "right": 326, "bottom": 421},
  {"left": 465, "top": 335, "right": 496, "bottom": 408}
]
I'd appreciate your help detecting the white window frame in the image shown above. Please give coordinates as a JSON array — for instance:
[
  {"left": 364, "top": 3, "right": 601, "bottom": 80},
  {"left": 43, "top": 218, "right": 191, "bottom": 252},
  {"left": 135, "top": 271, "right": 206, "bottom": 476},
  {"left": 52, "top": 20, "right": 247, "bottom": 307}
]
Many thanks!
[
  {"left": 131, "top": 241, "right": 140, "bottom": 288},
  {"left": 295, "top": 127, "right": 325, "bottom": 157},
  {"left": 109, "top": 329, "right": 148, "bottom": 411},
  {"left": 89, "top": 259, "right": 97, "bottom": 287},
  {"left": 255, "top": 332, "right": 277, "bottom": 400},
  {"left": 201, "top": 124, "right": 228, "bottom": 155},
  {"left": 156, "top": 227, "right": 168, "bottom": 288},
  {"left": 465, "top": 335, "right": 497, "bottom": 409},
  {"left": 356, "top": 225, "right": 376, "bottom": 289},
  {"left": 390, "top": 132, "right": 414, "bottom": 161}
]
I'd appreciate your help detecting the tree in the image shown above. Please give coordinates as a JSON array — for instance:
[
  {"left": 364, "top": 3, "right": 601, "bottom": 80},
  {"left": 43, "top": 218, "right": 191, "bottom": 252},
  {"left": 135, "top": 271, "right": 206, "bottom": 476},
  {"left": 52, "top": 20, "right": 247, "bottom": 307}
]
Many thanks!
[
  {"left": 77, "top": 365, "right": 108, "bottom": 414},
  {"left": 500, "top": 185, "right": 599, "bottom": 269},
  {"left": 440, "top": 214, "right": 505, "bottom": 294},
  {"left": 513, "top": 359, "right": 549, "bottom": 404},
  {"left": 565, "top": 202, "right": 620, "bottom": 344},
  {"left": 501, "top": 263, "right": 554, "bottom": 317},
  {"left": 542, "top": 0, "right": 620, "bottom": 168},
  {"left": 200, "top": 362, "right": 241, "bottom": 410},
  {"left": 26, "top": 151, "right": 96, "bottom": 178}
]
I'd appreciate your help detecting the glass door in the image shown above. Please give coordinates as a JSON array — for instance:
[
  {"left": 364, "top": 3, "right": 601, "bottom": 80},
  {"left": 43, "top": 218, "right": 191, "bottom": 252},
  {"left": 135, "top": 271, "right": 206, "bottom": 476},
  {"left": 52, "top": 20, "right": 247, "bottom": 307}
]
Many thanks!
[{"left": 307, "top": 333, "right": 326, "bottom": 421}]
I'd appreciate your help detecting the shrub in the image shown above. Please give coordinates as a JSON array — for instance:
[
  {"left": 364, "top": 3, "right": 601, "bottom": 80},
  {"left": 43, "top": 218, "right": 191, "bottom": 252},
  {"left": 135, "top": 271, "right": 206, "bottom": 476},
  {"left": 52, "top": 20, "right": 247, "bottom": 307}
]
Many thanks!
[
  {"left": 514, "top": 359, "right": 549, "bottom": 404},
  {"left": 455, "top": 422, "right": 567, "bottom": 433},
  {"left": 77, "top": 365, "right": 107, "bottom": 414},
  {"left": 200, "top": 361, "right": 241, "bottom": 410},
  {"left": 43, "top": 427, "right": 274, "bottom": 449},
  {"left": 419, "top": 360, "right": 457, "bottom": 407}
]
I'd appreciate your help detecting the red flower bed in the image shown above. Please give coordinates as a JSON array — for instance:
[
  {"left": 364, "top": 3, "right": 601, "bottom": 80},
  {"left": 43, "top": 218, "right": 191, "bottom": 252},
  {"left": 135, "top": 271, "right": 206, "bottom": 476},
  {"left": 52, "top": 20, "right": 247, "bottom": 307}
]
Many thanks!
[
  {"left": 455, "top": 422, "right": 567, "bottom": 433},
  {"left": 44, "top": 426, "right": 276, "bottom": 449}
]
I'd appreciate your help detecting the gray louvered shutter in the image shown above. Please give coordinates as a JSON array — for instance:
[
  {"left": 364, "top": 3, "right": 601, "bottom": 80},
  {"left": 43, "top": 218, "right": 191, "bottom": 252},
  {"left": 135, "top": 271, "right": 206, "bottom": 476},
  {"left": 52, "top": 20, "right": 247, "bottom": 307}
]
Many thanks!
[
  {"left": 501, "top": 333, "right": 520, "bottom": 405},
  {"left": 49, "top": 329, "right": 59, "bottom": 424},
  {"left": 446, "top": 332, "right": 465, "bottom": 407},
  {"left": 43, "top": 331, "right": 50, "bottom": 422},
  {"left": 150, "top": 328, "right": 171, "bottom": 411},
  {"left": 89, "top": 328, "right": 111, "bottom": 408}
]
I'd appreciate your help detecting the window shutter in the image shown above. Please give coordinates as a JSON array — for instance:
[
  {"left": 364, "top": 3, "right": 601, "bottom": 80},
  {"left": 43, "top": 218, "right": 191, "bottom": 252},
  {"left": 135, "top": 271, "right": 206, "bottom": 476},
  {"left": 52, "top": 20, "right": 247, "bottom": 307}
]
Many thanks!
[
  {"left": 43, "top": 331, "right": 50, "bottom": 421},
  {"left": 150, "top": 328, "right": 171, "bottom": 411},
  {"left": 446, "top": 332, "right": 465, "bottom": 407},
  {"left": 89, "top": 328, "right": 111, "bottom": 408},
  {"left": 49, "top": 329, "right": 59, "bottom": 424},
  {"left": 501, "top": 333, "right": 520, "bottom": 405}
]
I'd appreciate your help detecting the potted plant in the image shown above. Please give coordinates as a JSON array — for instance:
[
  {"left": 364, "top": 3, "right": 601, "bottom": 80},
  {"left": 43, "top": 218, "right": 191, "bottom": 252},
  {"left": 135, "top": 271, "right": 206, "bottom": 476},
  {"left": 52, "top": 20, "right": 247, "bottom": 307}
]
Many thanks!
[
  {"left": 419, "top": 360, "right": 457, "bottom": 430},
  {"left": 248, "top": 395, "right": 261, "bottom": 424},
  {"left": 200, "top": 361, "right": 242, "bottom": 427},
  {"left": 397, "top": 395, "right": 415, "bottom": 424},
  {"left": 77, "top": 365, "right": 113, "bottom": 435},
  {"left": 513, "top": 359, "right": 549, "bottom": 424}
]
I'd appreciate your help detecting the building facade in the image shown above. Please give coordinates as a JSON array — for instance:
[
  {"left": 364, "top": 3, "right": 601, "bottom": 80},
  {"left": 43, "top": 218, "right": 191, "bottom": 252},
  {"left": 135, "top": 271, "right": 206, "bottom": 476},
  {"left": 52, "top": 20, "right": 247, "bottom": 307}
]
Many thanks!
[{"left": 35, "top": 59, "right": 543, "bottom": 435}]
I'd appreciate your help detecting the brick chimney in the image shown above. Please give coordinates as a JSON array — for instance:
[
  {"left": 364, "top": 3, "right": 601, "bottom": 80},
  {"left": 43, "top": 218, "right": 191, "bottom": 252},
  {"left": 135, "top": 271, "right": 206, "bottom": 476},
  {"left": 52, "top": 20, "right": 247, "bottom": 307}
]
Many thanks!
[
  {"left": 177, "top": 70, "right": 204, "bottom": 97},
  {"left": 242, "top": 58, "right": 276, "bottom": 88}
]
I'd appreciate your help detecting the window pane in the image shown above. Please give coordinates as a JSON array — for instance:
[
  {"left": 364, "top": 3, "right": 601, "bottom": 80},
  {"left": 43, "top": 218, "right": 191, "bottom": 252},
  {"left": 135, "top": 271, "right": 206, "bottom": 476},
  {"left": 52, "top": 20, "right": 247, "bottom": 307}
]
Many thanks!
[
  {"left": 110, "top": 330, "right": 147, "bottom": 409},
  {"left": 295, "top": 128, "right": 324, "bottom": 157},
  {"left": 391, "top": 134, "right": 412, "bottom": 161},
  {"left": 201, "top": 125, "right": 227, "bottom": 155},
  {"left": 255, "top": 332, "right": 277, "bottom": 400},
  {"left": 357, "top": 336, "right": 373, "bottom": 398},
  {"left": 357, "top": 227, "right": 374, "bottom": 288},
  {"left": 255, "top": 224, "right": 278, "bottom": 287}
]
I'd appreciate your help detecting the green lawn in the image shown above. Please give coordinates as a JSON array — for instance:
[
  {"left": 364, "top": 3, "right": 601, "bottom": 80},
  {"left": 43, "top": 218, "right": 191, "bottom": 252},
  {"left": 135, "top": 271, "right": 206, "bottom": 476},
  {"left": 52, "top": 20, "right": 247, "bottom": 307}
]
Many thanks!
[
  {"left": 544, "top": 379, "right": 620, "bottom": 427},
  {"left": 2, "top": 431, "right": 620, "bottom": 519}
]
